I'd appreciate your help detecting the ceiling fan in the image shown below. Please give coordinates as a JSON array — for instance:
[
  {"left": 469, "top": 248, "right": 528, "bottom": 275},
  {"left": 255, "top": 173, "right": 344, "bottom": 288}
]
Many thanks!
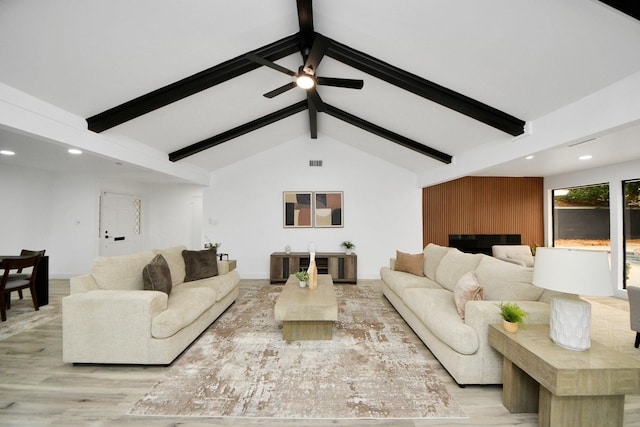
[{"left": 245, "top": 1, "right": 364, "bottom": 138}]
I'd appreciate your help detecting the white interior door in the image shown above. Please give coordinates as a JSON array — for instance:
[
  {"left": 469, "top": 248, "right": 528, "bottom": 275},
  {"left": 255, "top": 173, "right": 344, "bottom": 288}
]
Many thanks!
[{"left": 99, "top": 192, "right": 142, "bottom": 256}]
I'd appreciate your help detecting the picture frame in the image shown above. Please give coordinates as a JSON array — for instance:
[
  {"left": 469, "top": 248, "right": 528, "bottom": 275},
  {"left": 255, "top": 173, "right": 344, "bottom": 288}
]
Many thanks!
[
  {"left": 314, "top": 191, "right": 344, "bottom": 228},
  {"left": 283, "top": 191, "right": 313, "bottom": 228}
]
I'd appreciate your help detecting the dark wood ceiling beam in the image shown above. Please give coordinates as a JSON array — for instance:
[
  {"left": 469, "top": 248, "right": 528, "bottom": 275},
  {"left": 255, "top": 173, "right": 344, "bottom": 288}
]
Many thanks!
[
  {"left": 296, "top": 0, "right": 315, "bottom": 51},
  {"left": 87, "top": 34, "right": 301, "bottom": 133},
  {"left": 599, "top": 0, "right": 640, "bottom": 21},
  {"left": 169, "top": 100, "right": 307, "bottom": 162},
  {"left": 324, "top": 36, "right": 526, "bottom": 137},
  {"left": 324, "top": 103, "right": 452, "bottom": 164}
]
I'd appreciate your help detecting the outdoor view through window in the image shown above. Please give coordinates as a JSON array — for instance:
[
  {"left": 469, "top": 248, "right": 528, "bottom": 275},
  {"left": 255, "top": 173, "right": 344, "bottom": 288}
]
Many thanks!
[{"left": 553, "top": 182, "right": 640, "bottom": 289}]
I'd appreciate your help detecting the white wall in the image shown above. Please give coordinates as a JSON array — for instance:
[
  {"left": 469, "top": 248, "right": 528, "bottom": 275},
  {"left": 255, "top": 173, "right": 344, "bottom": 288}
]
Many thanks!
[
  {"left": 0, "top": 163, "right": 203, "bottom": 278},
  {"left": 0, "top": 163, "right": 54, "bottom": 254},
  {"left": 544, "top": 158, "right": 640, "bottom": 298},
  {"left": 203, "top": 135, "right": 422, "bottom": 279}
]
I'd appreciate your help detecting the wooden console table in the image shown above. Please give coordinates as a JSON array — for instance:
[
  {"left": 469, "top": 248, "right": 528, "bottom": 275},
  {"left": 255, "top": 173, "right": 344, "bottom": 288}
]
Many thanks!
[
  {"left": 489, "top": 324, "right": 640, "bottom": 427},
  {"left": 270, "top": 252, "right": 356, "bottom": 284}
]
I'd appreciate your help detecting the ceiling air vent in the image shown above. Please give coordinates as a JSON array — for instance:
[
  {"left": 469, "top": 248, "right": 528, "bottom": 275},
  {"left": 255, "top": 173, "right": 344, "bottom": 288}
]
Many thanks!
[{"left": 309, "top": 160, "right": 323, "bottom": 167}]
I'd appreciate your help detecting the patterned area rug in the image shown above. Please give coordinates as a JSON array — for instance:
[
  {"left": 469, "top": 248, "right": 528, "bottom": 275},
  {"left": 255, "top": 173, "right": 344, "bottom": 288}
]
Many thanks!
[
  {"left": 0, "top": 298, "right": 61, "bottom": 340},
  {"left": 129, "top": 283, "right": 467, "bottom": 419}
]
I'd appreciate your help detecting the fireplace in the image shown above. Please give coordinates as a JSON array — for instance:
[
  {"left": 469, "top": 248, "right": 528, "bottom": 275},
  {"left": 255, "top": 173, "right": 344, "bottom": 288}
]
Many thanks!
[{"left": 448, "top": 234, "right": 521, "bottom": 255}]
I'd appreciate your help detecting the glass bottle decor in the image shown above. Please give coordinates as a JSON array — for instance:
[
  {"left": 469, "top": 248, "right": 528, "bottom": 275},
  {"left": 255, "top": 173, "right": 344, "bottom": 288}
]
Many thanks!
[{"left": 307, "top": 252, "right": 318, "bottom": 290}]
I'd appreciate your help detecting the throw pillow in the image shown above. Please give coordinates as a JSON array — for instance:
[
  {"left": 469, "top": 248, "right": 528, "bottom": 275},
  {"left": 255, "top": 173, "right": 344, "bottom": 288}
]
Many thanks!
[
  {"left": 395, "top": 250, "right": 424, "bottom": 276},
  {"left": 454, "top": 271, "right": 483, "bottom": 318},
  {"left": 182, "top": 248, "right": 219, "bottom": 282},
  {"left": 142, "top": 254, "right": 172, "bottom": 295}
]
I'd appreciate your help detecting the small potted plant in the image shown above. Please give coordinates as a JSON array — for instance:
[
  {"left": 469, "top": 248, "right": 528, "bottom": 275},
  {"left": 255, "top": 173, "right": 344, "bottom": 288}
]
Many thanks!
[
  {"left": 341, "top": 241, "right": 355, "bottom": 255},
  {"left": 204, "top": 241, "right": 221, "bottom": 250},
  {"left": 295, "top": 270, "right": 309, "bottom": 288},
  {"left": 499, "top": 302, "right": 527, "bottom": 333}
]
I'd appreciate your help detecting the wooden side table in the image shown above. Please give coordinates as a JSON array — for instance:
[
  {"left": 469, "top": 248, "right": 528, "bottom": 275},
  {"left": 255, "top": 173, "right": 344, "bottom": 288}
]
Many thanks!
[{"left": 489, "top": 324, "right": 640, "bottom": 427}]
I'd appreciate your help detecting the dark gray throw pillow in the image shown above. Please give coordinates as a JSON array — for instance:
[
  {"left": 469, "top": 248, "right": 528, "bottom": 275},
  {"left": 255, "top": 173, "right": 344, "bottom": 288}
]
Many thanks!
[
  {"left": 182, "top": 249, "right": 218, "bottom": 282},
  {"left": 142, "top": 254, "right": 172, "bottom": 295}
]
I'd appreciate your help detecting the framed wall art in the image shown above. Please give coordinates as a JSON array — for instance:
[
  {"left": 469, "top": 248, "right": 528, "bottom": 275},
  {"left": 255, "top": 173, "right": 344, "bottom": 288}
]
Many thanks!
[
  {"left": 283, "top": 191, "right": 312, "bottom": 228},
  {"left": 314, "top": 191, "right": 344, "bottom": 228}
]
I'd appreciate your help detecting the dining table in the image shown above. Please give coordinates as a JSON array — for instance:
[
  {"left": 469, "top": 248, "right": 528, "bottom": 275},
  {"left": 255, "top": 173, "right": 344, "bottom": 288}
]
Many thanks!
[{"left": 0, "top": 255, "right": 49, "bottom": 306}]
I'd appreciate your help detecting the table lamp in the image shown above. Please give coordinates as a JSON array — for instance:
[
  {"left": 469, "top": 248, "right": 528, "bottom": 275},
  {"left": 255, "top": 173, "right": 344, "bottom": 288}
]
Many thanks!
[{"left": 532, "top": 247, "right": 612, "bottom": 351}]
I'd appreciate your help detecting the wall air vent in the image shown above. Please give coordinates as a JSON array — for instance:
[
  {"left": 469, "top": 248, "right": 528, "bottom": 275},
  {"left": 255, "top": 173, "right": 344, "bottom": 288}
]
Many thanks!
[{"left": 309, "top": 160, "right": 323, "bottom": 167}]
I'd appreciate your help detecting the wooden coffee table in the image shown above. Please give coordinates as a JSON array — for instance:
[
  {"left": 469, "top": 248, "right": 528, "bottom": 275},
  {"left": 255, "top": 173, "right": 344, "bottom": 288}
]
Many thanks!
[
  {"left": 274, "top": 274, "right": 338, "bottom": 340},
  {"left": 489, "top": 324, "right": 640, "bottom": 427}
]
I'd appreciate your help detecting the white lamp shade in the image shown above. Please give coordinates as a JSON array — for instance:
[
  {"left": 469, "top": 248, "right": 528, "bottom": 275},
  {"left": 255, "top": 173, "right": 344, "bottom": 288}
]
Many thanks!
[{"left": 532, "top": 247, "right": 612, "bottom": 296}]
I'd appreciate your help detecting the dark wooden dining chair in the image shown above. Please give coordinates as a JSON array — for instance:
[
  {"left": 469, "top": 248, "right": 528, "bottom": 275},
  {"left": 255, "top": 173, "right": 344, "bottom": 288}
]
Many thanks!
[
  {"left": 10, "top": 249, "right": 46, "bottom": 301},
  {"left": 0, "top": 254, "right": 41, "bottom": 321}
]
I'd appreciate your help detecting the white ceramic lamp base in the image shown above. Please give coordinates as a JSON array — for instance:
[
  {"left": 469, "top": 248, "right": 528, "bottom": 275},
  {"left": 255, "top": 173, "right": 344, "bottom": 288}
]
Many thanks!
[{"left": 549, "top": 298, "right": 591, "bottom": 351}]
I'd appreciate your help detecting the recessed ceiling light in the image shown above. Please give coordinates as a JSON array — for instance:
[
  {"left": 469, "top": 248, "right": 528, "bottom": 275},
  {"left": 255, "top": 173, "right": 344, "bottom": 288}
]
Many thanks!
[
  {"left": 68, "top": 148, "right": 82, "bottom": 155},
  {"left": 0, "top": 150, "right": 15, "bottom": 156},
  {"left": 578, "top": 155, "right": 592, "bottom": 160},
  {"left": 525, "top": 155, "right": 534, "bottom": 160}
]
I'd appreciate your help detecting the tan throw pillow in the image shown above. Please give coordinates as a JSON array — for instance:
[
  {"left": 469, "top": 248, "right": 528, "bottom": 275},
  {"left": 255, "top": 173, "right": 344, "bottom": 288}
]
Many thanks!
[
  {"left": 395, "top": 251, "right": 424, "bottom": 276},
  {"left": 454, "top": 271, "right": 483, "bottom": 318},
  {"left": 142, "top": 254, "right": 172, "bottom": 295},
  {"left": 182, "top": 249, "right": 219, "bottom": 282}
]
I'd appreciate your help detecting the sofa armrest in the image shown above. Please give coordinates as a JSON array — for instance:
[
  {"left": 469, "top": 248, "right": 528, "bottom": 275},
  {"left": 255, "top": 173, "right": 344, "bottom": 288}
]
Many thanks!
[
  {"left": 69, "top": 273, "right": 99, "bottom": 294},
  {"left": 62, "top": 290, "right": 168, "bottom": 363}
]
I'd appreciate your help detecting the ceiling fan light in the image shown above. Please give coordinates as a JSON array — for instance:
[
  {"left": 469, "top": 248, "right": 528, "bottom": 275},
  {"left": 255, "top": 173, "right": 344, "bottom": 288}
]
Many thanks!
[{"left": 296, "top": 74, "right": 315, "bottom": 90}]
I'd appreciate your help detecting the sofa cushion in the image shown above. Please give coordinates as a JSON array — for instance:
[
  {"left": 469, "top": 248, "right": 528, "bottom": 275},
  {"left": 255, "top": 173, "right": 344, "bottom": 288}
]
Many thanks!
[
  {"left": 183, "top": 249, "right": 219, "bottom": 282},
  {"left": 474, "top": 255, "right": 544, "bottom": 301},
  {"left": 178, "top": 270, "right": 238, "bottom": 302},
  {"left": 395, "top": 250, "right": 424, "bottom": 276},
  {"left": 423, "top": 243, "right": 452, "bottom": 280},
  {"left": 380, "top": 267, "right": 441, "bottom": 299},
  {"left": 91, "top": 251, "right": 156, "bottom": 291},
  {"left": 153, "top": 245, "right": 187, "bottom": 286},
  {"left": 142, "top": 255, "right": 172, "bottom": 295},
  {"left": 435, "top": 249, "right": 484, "bottom": 292},
  {"left": 404, "top": 288, "right": 479, "bottom": 355},
  {"left": 151, "top": 286, "right": 218, "bottom": 339},
  {"left": 453, "top": 271, "right": 483, "bottom": 318}
]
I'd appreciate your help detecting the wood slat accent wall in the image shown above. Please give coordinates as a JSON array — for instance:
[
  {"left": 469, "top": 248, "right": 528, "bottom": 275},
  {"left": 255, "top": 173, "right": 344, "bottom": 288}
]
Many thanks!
[{"left": 422, "top": 176, "right": 544, "bottom": 249}]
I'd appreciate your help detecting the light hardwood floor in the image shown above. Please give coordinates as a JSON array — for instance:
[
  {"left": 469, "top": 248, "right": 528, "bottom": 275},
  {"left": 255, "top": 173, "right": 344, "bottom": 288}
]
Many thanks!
[{"left": 0, "top": 280, "right": 639, "bottom": 426}]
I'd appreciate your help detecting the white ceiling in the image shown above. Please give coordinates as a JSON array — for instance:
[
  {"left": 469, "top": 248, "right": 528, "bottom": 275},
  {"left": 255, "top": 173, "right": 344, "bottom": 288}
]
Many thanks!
[{"left": 1, "top": 0, "right": 640, "bottom": 183}]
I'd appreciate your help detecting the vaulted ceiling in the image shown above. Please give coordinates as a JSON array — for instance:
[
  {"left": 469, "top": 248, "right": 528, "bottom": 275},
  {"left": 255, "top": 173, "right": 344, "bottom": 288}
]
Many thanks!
[{"left": 1, "top": 1, "right": 640, "bottom": 185}]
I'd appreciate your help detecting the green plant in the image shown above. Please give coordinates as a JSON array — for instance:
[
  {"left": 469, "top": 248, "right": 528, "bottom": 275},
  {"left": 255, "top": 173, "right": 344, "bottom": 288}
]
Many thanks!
[
  {"left": 295, "top": 271, "right": 309, "bottom": 281},
  {"left": 499, "top": 302, "right": 528, "bottom": 324},
  {"left": 341, "top": 241, "right": 355, "bottom": 249},
  {"left": 204, "top": 241, "right": 221, "bottom": 250}
]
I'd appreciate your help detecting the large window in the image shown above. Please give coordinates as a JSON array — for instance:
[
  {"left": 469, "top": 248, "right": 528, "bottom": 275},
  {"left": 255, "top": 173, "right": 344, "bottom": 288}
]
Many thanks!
[
  {"left": 552, "top": 183, "right": 610, "bottom": 250},
  {"left": 623, "top": 179, "right": 640, "bottom": 289}
]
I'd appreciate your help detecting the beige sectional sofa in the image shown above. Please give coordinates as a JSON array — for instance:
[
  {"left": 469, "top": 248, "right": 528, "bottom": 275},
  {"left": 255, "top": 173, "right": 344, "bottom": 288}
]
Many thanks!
[
  {"left": 380, "top": 243, "right": 572, "bottom": 385},
  {"left": 63, "top": 245, "right": 240, "bottom": 365}
]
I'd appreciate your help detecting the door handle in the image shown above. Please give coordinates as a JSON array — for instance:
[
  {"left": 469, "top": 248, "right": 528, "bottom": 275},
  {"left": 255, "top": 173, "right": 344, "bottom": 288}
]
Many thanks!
[{"left": 114, "top": 236, "right": 125, "bottom": 241}]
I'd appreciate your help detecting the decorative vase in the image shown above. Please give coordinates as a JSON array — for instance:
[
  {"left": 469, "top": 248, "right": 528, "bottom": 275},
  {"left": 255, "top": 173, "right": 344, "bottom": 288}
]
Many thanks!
[
  {"left": 307, "top": 254, "right": 318, "bottom": 290},
  {"left": 345, "top": 248, "right": 352, "bottom": 255},
  {"left": 503, "top": 320, "right": 519, "bottom": 333},
  {"left": 299, "top": 280, "right": 307, "bottom": 288}
]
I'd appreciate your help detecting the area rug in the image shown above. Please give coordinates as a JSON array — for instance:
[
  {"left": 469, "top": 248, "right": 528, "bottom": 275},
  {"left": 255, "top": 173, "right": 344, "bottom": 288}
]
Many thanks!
[
  {"left": 0, "top": 299, "right": 61, "bottom": 341},
  {"left": 129, "top": 282, "right": 467, "bottom": 419}
]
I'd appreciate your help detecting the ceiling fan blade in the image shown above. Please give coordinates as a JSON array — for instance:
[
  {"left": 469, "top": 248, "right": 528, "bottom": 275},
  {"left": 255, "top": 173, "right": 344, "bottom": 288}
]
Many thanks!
[
  {"left": 307, "top": 97, "right": 317, "bottom": 139},
  {"left": 246, "top": 53, "right": 296, "bottom": 77},
  {"left": 263, "top": 82, "right": 297, "bottom": 98},
  {"left": 317, "top": 77, "right": 364, "bottom": 90},
  {"left": 303, "top": 33, "right": 328, "bottom": 75},
  {"left": 307, "top": 88, "right": 325, "bottom": 112}
]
